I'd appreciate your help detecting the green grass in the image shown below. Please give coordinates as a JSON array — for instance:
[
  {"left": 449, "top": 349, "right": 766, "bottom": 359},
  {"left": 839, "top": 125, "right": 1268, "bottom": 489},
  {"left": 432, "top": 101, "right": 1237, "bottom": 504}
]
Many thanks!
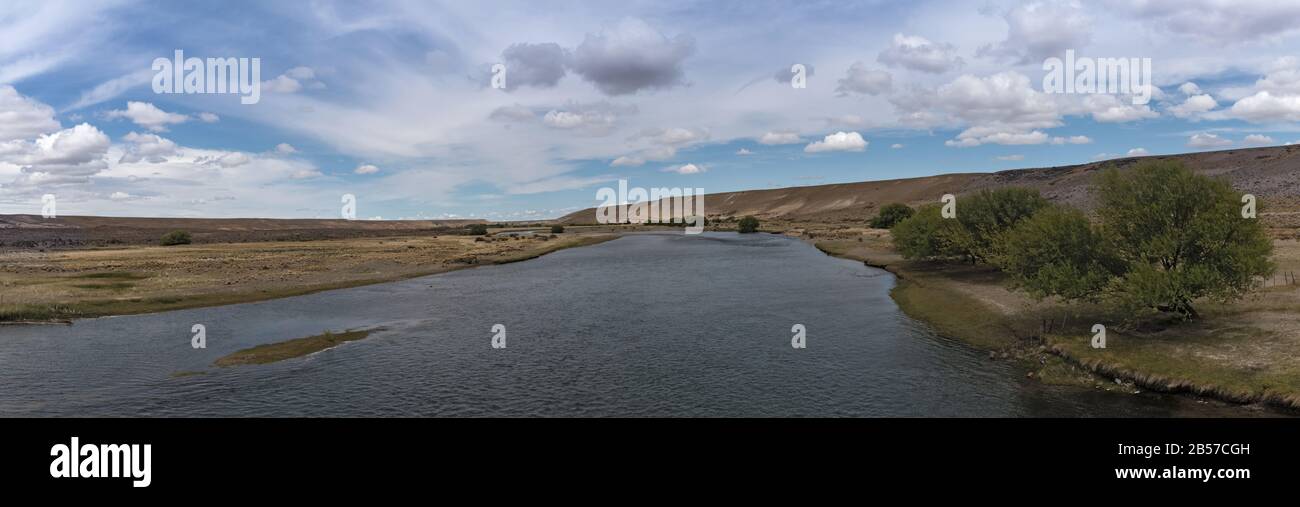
[{"left": 214, "top": 329, "right": 375, "bottom": 367}]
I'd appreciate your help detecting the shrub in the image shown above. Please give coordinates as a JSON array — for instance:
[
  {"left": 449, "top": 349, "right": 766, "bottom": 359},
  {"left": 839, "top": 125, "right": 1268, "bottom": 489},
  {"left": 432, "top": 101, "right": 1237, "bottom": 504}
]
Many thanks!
[
  {"left": 466, "top": 224, "right": 488, "bottom": 236},
  {"left": 890, "top": 204, "right": 970, "bottom": 261},
  {"left": 737, "top": 216, "right": 760, "bottom": 233},
  {"left": 550, "top": 225, "right": 565, "bottom": 234},
  {"left": 955, "top": 187, "right": 1049, "bottom": 263},
  {"left": 869, "top": 203, "right": 914, "bottom": 229},
  {"left": 159, "top": 230, "right": 192, "bottom": 246}
]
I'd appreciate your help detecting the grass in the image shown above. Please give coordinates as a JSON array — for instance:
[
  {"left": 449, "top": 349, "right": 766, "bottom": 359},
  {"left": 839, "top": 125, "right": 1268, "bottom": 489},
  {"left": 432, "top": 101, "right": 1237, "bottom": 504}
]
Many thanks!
[
  {"left": 0, "top": 234, "right": 618, "bottom": 323},
  {"left": 214, "top": 329, "right": 375, "bottom": 367}
]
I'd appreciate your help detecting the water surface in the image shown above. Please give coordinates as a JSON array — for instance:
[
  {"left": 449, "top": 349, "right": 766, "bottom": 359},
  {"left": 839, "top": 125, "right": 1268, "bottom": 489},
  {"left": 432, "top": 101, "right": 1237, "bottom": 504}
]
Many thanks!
[{"left": 0, "top": 233, "right": 1247, "bottom": 416}]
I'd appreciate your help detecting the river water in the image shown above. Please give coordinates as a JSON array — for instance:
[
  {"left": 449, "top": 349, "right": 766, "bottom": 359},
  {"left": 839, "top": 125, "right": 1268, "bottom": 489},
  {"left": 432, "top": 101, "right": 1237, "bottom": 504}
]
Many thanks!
[{"left": 0, "top": 232, "right": 1244, "bottom": 416}]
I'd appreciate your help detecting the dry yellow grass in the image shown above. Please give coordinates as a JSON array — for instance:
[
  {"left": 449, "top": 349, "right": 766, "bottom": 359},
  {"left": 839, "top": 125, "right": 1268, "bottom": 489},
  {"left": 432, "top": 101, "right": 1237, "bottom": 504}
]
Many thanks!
[{"left": 0, "top": 232, "right": 615, "bottom": 322}]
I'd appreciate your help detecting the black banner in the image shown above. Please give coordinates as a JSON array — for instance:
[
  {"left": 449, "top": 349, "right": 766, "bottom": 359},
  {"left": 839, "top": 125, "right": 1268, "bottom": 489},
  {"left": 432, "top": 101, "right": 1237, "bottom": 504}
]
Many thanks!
[{"left": 0, "top": 418, "right": 1292, "bottom": 495}]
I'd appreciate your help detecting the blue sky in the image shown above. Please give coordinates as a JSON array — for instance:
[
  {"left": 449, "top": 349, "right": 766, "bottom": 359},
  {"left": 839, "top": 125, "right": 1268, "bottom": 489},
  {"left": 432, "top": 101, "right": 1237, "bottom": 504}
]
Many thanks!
[{"left": 2, "top": 0, "right": 1299, "bottom": 219}]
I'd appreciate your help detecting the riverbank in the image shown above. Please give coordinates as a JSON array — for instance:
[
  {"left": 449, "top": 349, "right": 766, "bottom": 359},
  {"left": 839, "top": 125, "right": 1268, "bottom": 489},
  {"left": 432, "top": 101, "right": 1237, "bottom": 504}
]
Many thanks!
[
  {"left": 810, "top": 227, "right": 1300, "bottom": 413},
  {"left": 0, "top": 232, "right": 617, "bottom": 323}
]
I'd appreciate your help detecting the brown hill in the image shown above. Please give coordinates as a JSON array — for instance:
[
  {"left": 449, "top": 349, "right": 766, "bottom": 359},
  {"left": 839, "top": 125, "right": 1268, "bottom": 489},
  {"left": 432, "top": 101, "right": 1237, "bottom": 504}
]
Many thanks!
[{"left": 558, "top": 145, "right": 1300, "bottom": 225}]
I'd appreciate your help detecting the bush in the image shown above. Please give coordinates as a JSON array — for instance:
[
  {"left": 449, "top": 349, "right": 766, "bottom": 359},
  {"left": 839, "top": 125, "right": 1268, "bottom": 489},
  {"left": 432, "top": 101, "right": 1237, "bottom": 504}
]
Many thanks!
[
  {"left": 550, "top": 225, "right": 565, "bottom": 234},
  {"left": 466, "top": 224, "right": 488, "bottom": 236},
  {"left": 869, "top": 203, "right": 914, "bottom": 229},
  {"left": 955, "top": 187, "right": 1049, "bottom": 263},
  {"left": 996, "top": 206, "right": 1121, "bottom": 302},
  {"left": 890, "top": 204, "right": 970, "bottom": 261},
  {"left": 159, "top": 230, "right": 192, "bottom": 246},
  {"left": 737, "top": 216, "right": 760, "bottom": 233}
]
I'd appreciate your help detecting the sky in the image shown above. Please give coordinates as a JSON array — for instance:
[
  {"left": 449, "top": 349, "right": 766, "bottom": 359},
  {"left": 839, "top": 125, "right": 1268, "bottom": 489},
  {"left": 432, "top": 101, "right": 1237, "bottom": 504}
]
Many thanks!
[{"left": 1, "top": 0, "right": 1299, "bottom": 220}]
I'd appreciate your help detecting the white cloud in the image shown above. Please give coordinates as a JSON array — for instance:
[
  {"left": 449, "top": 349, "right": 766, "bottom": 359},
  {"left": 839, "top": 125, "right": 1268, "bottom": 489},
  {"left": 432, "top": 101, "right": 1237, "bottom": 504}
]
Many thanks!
[
  {"left": 804, "top": 131, "right": 867, "bottom": 153},
  {"left": 118, "top": 132, "right": 178, "bottom": 164},
  {"left": 1243, "top": 134, "right": 1275, "bottom": 146},
  {"left": 663, "top": 163, "right": 704, "bottom": 174},
  {"left": 1050, "top": 135, "right": 1092, "bottom": 145},
  {"left": 890, "top": 143, "right": 903, "bottom": 149},
  {"left": 0, "top": 123, "right": 110, "bottom": 187},
  {"left": 758, "top": 131, "right": 802, "bottom": 145},
  {"left": 1229, "top": 91, "right": 1300, "bottom": 123},
  {"left": 1127, "top": 147, "right": 1149, "bottom": 156},
  {"left": 275, "top": 143, "right": 297, "bottom": 154},
  {"left": 1178, "top": 82, "right": 1202, "bottom": 96},
  {"left": 105, "top": 102, "right": 187, "bottom": 132},
  {"left": 198, "top": 112, "right": 220, "bottom": 123},
  {"left": 877, "top": 33, "right": 963, "bottom": 73},
  {"left": 1168, "top": 94, "right": 1217, "bottom": 119},
  {"left": 980, "top": 0, "right": 1092, "bottom": 64},
  {"left": 1123, "top": 0, "right": 1300, "bottom": 43},
  {"left": 735, "top": 148, "right": 752, "bottom": 155},
  {"left": 1084, "top": 95, "right": 1159, "bottom": 123},
  {"left": 995, "top": 154, "right": 1024, "bottom": 161},
  {"left": 835, "top": 62, "right": 892, "bottom": 96},
  {"left": 1187, "top": 132, "right": 1232, "bottom": 148},
  {"left": 354, "top": 163, "right": 380, "bottom": 174},
  {"left": 0, "top": 85, "right": 59, "bottom": 141}
]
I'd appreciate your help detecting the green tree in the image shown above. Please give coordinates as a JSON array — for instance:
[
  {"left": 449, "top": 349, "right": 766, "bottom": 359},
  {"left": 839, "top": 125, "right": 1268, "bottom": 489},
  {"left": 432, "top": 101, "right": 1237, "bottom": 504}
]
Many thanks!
[
  {"left": 869, "top": 203, "right": 915, "bottom": 229},
  {"left": 890, "top": 204, "right": 970, "bottom": 261},
  {"left": 466, "top": 224, "right": 488, "bottom": 235},
  {"left": 737, "top": 216, "right": 760, "bottom": 233},
  {"left": 996, "top": 206, "right": 1121, "bottom": 301},
  {"left": 956, "top": 187, "right": 1049, "bottom": 263},
  {"left": 1094, "top": 160, "right": 1274, "bottom": 319},
  {"left": 550, "top": 225, "right": 565, "bottom": 234},
  {"left": 159, "top": 230, "right": 192, "bottom": 246}
]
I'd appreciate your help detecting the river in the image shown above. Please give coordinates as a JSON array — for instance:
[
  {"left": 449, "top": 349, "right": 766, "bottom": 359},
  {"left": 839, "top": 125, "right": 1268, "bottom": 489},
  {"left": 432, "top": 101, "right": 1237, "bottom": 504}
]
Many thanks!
[{"left": 0, "top": 232, "right": 1245, "bottom": 416}]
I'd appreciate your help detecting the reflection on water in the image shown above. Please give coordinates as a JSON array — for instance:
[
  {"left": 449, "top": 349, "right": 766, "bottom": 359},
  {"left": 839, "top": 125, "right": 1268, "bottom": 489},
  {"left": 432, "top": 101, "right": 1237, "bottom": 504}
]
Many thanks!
[{"left": 0, "top": 232, "right": 1256, "bottom": 416}]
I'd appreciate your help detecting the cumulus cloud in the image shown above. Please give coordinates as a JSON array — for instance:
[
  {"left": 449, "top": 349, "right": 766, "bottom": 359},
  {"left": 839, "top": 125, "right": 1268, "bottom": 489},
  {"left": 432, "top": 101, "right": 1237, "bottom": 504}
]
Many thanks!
[
  {"left": 354, "top": 163, "right": 380, "bottom": 174},
  {"left": 0, "top": 85, "right": 60, "bottom": 141},
  {"left": 568, "top": 18, "right": 694, "bottom": 95},
  {"left": 1127, "top": 147, "right": 1149, "bottom": 156},
  {"left": 118, "top": 132, "right": 178, "bottom": 164},
  {"left": 979, "top": 0, "right": 1092, "bottom": 64},
  {"left": 1083, "top": 95, "right": 1159, "bottom": 123},
  {"left": 1243, "top": 134, "right": 1276, "bottom": 146},
  {"left": 275, "top": 143, "right": 297, "bottom": 154},
  {"left": 1, "top": 123, "right": 110, "bottom": 186},
  {"left": 499, "top": 42, "right": 568, "bottom": 90},
  {"left": 1187, "top": 132, "right": 1232, "bottom": 148},
  {"left": 804, "top": 131, "right": 867, "bottom": 153},
  {"left": 663, "top": 163, "right": 704, "bottom": 174},
  {"left": 198, "top": 112, "right": 220, "bottom": 123},
  {"left": 758, "top": 131, "right": 802, "bottom": 145},
  {"left": 1168, "top": 94, "right": 1217, "bottom": 119},
  {"left": 835, "top": 63, "right": 892, "bottom": 96},
  {"left": 877, "top": 33, "right": 964, "bottom": 73},
  {"left": 890, "top": 143, "right": 904, "bottom": 149},
  {"left": 736, "top": 148, "right": 753, "bottom": 155},
  {"left": 105, "top": 101, "right": 187, "bottom": 132}
]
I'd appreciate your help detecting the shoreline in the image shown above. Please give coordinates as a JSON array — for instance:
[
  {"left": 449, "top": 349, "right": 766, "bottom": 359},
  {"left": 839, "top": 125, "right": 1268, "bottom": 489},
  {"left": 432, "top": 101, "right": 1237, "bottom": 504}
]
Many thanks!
[{"left": 810, "top": 236, "right": 1299, "bottom": 414}]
